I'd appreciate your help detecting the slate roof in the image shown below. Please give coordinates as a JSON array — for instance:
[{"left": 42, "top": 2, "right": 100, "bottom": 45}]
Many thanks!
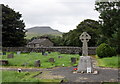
[{"left": 28, "top": 38, "right": 47, "bottom": 44}]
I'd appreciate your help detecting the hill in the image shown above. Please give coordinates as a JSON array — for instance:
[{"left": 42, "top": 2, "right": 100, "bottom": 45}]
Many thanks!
[{"left": 25, "top": 26, "right": 62, "bottom": 39}]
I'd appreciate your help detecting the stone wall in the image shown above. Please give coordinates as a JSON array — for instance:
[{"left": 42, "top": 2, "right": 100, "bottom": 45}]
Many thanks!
[{"left": 2, "top": 47, "right": 97, "bottom": 55}]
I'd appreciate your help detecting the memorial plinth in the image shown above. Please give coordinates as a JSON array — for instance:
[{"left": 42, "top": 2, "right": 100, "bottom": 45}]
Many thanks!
[{"left": 77, "top": 32, "right": 93, "bottom": 73}]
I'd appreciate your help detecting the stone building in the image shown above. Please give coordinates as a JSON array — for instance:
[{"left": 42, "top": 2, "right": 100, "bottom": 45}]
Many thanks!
[{"left": 27, "top": 37, "right": 54, "bottom": 48}]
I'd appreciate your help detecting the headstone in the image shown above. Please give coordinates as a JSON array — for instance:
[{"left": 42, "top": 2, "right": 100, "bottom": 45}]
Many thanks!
[
  {"left": 77, "top": 32, "right": 93, "bottom": 73},
  {"left": 34, "top": 60, "right": 41, "bottom": 67},
  {"left": 22, "top": 63, "right": 28, "bottom": 66},
  {"left": 71, "top": 57, "right": 76, "bottom": 64},
  {"left": 17, "top": 51, "right": 21, "bottom": 55},
  {"left": 3, "top": 52, "right": 6, "bottom": 55},
  {"left": 42, "top": 51, "right": 45, "bottom": 55},
  {"left": 0, "top": 60, "right": 9, "bottom": 65},
  {"left": 49, "top": 58, "right": 55, "bottom": 63},
  {"left": 7, "top": 53, "right": 14, "bottom": 58},
  {"left": 44, "top": 53, "right": 48, "bottom": 56},
  {"left": 58, "top": 56, "right": 63, "bottom": 58}
]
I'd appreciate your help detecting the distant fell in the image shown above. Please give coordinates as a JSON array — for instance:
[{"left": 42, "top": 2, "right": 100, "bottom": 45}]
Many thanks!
[
  {"left": 27, "top": 26, "right": 62, "bottom": 34},
  {"left": 26, "top": 26, "right": 62, "bottom": 39}
]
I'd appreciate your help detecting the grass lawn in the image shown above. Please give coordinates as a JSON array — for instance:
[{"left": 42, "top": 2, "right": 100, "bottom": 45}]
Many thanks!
[
  {"left": 1, "top": 52, "right": 80, "bottom": 68},
  {"left": 1, "top": 52, "right": 119, "bottom": 68},
  {"left": 97, "top": 55, "right": 119, "bottom": 68},
  {"left": 2, "top": 70, "right": 61, "bottom": 83}
]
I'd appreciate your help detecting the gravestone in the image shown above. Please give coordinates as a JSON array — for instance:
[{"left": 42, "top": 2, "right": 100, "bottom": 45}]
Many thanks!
[
  {"left": 42, "top": 51, "right": 45, "bottom": 55},
  {"left": 7, "top": 53, "right": 14, "bottom": 58},
  {"left": 49, "top": 58, "right": 55, "bottom": 63},
  {"left": 22, "top": 62, "right": 28, "bottom": 66},
  {"left": 44, "top": 53, "right": 48, "bottom": 56},
  {"left": 0, "top": 60, "right": 9, "bottom": 65},
  {"left": 3, "top": 52, "right": 6, "bottom": 55},
  {"left": 77, "top": 32, "right": 93, "bottom": 73},
  {"left": 71, "top": 57, "right": 76, "bottom": 64},
  {"left": 58, "top": 56, "right": 63, "bottom": 58},
  {"left": 34, "top": 60, "right": 41, "bottom": 67},
  {"left": 17, "top": 51, "right": 21, "bottom": 55}
]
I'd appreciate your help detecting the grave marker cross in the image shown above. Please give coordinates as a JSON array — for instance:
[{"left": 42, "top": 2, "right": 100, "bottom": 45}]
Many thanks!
[{"left": 80, "top": 32, "right": 91, "bottom": 56}]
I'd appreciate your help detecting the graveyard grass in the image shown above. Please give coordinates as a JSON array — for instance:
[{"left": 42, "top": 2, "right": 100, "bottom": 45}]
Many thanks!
[
  {"left": 96, "top": 55, "right": 119, "bottom": 68},
  {"left": 2, "top": 52, "right": 80, "bottom": 68},
  {"left": 2, "top": 70, "right": 61, "bottom": 83}
]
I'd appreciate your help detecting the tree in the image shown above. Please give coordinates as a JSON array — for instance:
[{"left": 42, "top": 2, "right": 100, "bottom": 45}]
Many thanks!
[
  {"left": 2, "top": 4, "right": 26, "bottom": 47},
  {"left": 62, "top": 19, "right": 101, "bottom": 47},
  {"left": 95, "top": 0, "right": 120, "bottom": 53}
]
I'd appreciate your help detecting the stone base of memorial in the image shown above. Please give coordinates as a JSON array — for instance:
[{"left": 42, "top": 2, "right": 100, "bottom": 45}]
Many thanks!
[{"left": 77, "top": 56, "right": 94, "bottom": 74}]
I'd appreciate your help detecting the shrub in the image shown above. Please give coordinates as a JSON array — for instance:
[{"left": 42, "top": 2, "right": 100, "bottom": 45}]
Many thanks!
[{"left": 96, "top": 43, "right": 116, "bottom": 58}]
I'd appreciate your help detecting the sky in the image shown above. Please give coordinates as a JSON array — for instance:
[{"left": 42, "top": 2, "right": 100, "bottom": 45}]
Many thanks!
[{"left": 1, "top": 0, "right": 100, "bottom": 32}]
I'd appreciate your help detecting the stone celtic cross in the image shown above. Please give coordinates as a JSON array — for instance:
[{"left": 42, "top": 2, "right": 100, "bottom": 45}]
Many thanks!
[{"left": 80, "top": 32, "right": 91, "bottom": 56}]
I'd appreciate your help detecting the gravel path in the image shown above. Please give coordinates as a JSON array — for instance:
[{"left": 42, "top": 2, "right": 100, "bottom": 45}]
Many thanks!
[
  {"left": 51, "top": 67, "right": 119, "bottom": 82},
  {"left": 0, "top": 67, "right": 52, "bottom": 72},
  {"left": 1, "top": 66, "right": 119, "bottom": 82}
]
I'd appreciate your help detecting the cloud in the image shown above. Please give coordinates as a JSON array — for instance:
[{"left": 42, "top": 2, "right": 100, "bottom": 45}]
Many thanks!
[{"left": 1, "top": 0, "right": 99, "bottom": 32}]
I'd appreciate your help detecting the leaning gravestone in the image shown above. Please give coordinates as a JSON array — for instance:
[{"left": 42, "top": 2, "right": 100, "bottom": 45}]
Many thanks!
[
  {"left": 7, "top": 53, "right": 14, "bottom": 58},
  {"left": 71, "top": 57, "right": 76, "bottom": 64},
  {"left": 77, "top": 32, "right": 93, "bottom": 73},
  {"left": 34, "top": 60, "right": 41, "bottom": 67},
  {"left": 49, "top": 58, "right": 55, "bottom": 63}
]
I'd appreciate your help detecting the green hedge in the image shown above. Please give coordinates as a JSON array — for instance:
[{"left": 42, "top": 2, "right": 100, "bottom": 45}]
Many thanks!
[{"left": 96, "top": 43, "right": 116, "bottom": 58}]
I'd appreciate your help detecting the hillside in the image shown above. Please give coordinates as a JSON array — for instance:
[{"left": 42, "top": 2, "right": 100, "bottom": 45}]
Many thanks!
[{"left": 25, "top": 26, "right": 62, "bottom": 39}]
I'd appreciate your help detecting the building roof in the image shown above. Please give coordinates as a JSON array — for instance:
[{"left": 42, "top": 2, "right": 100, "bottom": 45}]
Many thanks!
[{"left": 28, "top": 38, "right": 49, "bottom": 44}]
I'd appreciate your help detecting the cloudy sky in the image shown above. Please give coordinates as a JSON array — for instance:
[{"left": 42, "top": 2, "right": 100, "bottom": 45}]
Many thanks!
[{"left": 1, "top": 0, "right": 100, "bottom": 32}]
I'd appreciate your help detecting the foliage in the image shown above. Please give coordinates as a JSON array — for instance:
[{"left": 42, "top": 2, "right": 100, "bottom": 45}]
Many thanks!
[
  {"left": 97, "top": 56, "right": 119, "bottom": 68},
  {"left": 2, "top": 4, "right": 26, "bottom": 47},
  {"left": 1, "top": 52, "right": 80, "bottom": 68},
  {"left": 95, "top": 1, "right": 120, "bottom": 53},
  {"left": 96, "top": 43, "right": 116, "bottom": 58},
  {"left": 62, "top": 19, "right": 101, "bottom": 47},
  {"left": 2, "top": 71, "right": 61, "bottom": 83}
]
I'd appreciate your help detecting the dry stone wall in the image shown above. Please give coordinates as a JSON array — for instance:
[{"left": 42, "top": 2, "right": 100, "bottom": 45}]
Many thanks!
[{"left": 2, "top": 47, "right": 96, "bottom": 55}]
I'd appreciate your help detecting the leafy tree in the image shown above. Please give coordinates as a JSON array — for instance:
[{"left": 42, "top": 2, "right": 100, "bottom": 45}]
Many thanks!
[
  {"left": 95, "top": 0, "right": 120, "bottom": 53},
  {"left": 63, "top": 19, "right": 101, "bottom": 47},
  {"left": 2, "top": 4, "right": 26, "bottom": 47}
]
